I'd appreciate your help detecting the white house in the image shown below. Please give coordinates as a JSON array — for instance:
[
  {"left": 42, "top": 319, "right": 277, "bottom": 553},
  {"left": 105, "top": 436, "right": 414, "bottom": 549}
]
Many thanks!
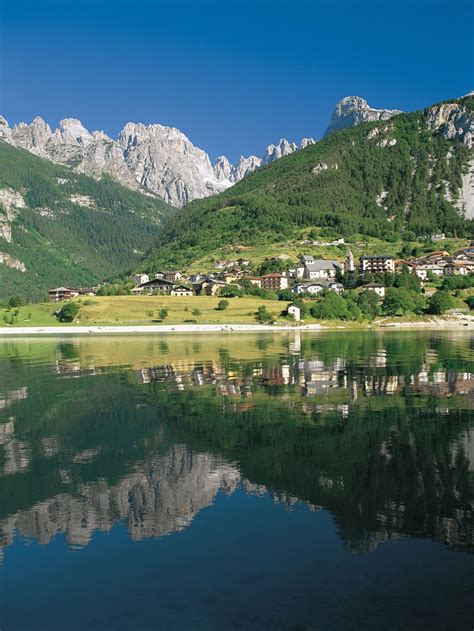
[
  {"left": 360, "top": 255, "right": 395, "bottom": 274},
  {"left": 260, "top": 273, "right": 289, "bottom": 290},
  {"left": 292, "top": 281, "right": 343, "bottom": 295},
  {"left": 287, "top": 304, "right": 301, "bottom": 321},
  {"left": 363, "top": 283, "right": 385, "bottom": 298},
  {"left": 412, "top": 264, "right": 444, "bottom": 280},
  {"left": 297, "top": 255, "right": 343, "bottom": 280},
  {"left": 296, "top": 255, "right": 315, "bottom": 278},
  {"left": 444, "top": 262, "right": 470, "bottom": 276},
  {"left": 171, "top": 285, "right": 193, "bottom": 296},
  {"left": 130, "top": 273, "right": 150, "bottom": 285},
  {"left": 292, "top": 282, "right": 325, "bottom": 295}
]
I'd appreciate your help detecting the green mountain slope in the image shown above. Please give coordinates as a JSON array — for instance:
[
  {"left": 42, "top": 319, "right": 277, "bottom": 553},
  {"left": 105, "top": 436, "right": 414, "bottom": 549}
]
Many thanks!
[
  {"left": 143, "top": 95, "right": 473, "bottom": 271},
  {"left": 0, "top": 141, "right": 174, "bottom": 300}
]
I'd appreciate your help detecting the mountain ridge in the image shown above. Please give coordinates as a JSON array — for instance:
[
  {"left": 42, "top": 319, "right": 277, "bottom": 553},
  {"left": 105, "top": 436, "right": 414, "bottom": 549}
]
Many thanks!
[
  {"left": 324, "top": 96, "right": 402, "bottom": 137},
  {"left": 1, "top": 95, "right": 409, "bottom": 208},
  {"left": 0, "top": 114, "right": 317, "bottom": 207}
]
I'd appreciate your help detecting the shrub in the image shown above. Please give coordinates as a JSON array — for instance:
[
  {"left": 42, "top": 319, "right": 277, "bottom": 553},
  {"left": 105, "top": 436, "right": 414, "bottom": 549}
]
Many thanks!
[
  {"left": 291, "top": 297, "right": 309, "bottom": 317},
  {"left": 157, "top": 308, "right": 168, "bottom": 321},
  {"left": 57, "top": 302, "right": 80, "bottom": 322},
  {"left": 192, "top": 308, "right": 201, "bottom": 316},
  {"left": 277, "top": 289, "right": 294, "bottom": 301},
  {"left": 357, "top": 290, "right": 382, "bottom": 320},
  {"left": 382, "top": 288, "right": 425, "bottom": 316},
  {"left": 8, "top": 295, "right": 26, "bottom": 308},
  {"left": 220, "top": 285, "right": 242, "bottom": 298},
  {"left": 310, "top": 292, "right": 350, "bottom": 320},
  {"left": 394, "top": 268, "right": 421, "bottom": 292},
  {"left": 442, "top": 275, "right": 474, "bottom": 291},
  {"left": 216, "top": 299, "right": 229, "bottom": 311},
  {"left": 428, "top": 290, "right": 455, "bottom": 314},
  {"left": 255, "top": 305, "right": 272, "bottom": 323}
]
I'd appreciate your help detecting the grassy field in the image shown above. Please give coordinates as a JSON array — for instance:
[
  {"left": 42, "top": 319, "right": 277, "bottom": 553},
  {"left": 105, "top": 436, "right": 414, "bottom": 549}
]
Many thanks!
[
  {"left": 0, "top": 296, "right": 290, "bottom": 327},
  {"left": 1, "top": 291, "right": 471, "bottom": 329}
]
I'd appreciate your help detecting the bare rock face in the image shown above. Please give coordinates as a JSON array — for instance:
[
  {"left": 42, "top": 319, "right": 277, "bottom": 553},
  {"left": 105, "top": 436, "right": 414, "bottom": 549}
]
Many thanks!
[
  {"left": 213, "top": 155, "right": 233, "bottom": 182},
  {"left": 426, "top": 102, "right": 473, "bottom": 149},
  {"left": 54, "top": 118, "right": 92, "bottom": 146},
  {"left": 324, "top": 96, "right": 402, "bottom": 137},
  {"left": 458, "top": 159, "right": 474, "bottom": 219},
  {"left": 11, "top": 116, "right": 54, "bottom": 157},
  {"left": 0, "top": 188, "right": 27, "bottom": 243},
  {"left": 0, "top": 116, "right": 12, "bottom": 143},
  {"left": 0, "top": 252, "right": 26, "bottom": 272},
  {"left": 0, "top": 188, "right": 26, "bottom": 215},
  {"left": 262, "top": 138, "right": 298, "bottom": 165},
  {"left": 311, "top": 162, "right": 328, "bottom": 175},
  {"left": 426, "top": 100, "right": 474, "bottom": 218},
  {"left": 117, "top": 122, "right": 230, "bottom": 207},
  {"left": 300, "top": 137, "right": 316, "bottom": 149},
  {"left": 75, "top": 134, "right": 141, "bottom": 190},
  {"left": 228, "top": 155, "right": 262, "bottom": 182}
]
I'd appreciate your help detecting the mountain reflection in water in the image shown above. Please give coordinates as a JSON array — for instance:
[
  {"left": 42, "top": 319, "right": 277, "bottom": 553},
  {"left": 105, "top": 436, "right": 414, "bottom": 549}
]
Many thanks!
[{"left": 0, "top": 331, "right": 472, "bottom": 565}]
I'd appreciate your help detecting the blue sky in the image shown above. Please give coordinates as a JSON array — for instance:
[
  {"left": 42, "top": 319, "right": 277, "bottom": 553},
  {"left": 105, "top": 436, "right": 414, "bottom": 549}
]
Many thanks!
[{"left": 0, "top": 0, "right": 472, "bottom": 162}]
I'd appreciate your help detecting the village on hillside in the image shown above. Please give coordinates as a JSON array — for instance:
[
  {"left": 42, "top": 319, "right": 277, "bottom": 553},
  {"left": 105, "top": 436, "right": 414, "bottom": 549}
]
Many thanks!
[{"left": 48, "top": 238, "right": 474, "bottom": 305}]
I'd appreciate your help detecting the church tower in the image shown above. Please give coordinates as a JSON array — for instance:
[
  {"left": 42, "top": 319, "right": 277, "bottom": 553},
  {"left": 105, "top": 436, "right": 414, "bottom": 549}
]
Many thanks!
[{"left": 346, "top": 248, "right": 356, "bottom": 286}]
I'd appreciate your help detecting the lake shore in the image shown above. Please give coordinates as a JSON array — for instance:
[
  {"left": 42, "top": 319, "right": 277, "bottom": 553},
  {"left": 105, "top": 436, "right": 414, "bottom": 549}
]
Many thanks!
[{"left": 0, "top": 315, "right": 472, "bottom": 335}]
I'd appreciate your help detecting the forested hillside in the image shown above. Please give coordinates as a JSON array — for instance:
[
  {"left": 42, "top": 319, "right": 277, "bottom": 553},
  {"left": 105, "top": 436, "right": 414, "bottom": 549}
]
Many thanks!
[
  {"left": 0, "top": 142, "right": 174, "bottom": 300},
  {"left": 143, "top": 95, "right": 473, "bottom": 271}
]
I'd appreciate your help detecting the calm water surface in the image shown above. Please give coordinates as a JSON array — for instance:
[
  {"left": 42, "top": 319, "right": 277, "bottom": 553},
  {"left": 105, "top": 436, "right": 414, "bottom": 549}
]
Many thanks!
[{"left": 0, "top": 331, "right": 473, "bottom": 630}]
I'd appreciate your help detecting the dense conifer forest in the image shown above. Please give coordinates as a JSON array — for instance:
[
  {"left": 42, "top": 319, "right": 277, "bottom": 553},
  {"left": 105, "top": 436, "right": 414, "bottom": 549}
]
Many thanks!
[{"left": 0, "top": 142, "right": 173, "bottom": 300}]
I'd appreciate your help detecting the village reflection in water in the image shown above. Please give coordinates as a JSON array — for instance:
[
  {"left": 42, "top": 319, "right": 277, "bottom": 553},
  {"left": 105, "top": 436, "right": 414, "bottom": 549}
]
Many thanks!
[{"left": 0, "top": 331, "right": 473, "bottom": 563}]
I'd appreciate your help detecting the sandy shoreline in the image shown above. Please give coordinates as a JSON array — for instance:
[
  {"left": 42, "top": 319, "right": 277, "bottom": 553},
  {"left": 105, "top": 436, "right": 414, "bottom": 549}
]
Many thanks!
[
  {"left": 0, "top": 323, "right": 323, "bottom": 336},
  {"left": 0, "top": 316, "right": 472, "bottom": 336}
]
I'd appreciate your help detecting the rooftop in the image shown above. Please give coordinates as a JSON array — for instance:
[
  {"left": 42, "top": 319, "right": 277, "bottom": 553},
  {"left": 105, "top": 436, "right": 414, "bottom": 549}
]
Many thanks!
[
  {"left": 360, "top": 255, "right": 395, "bottom": 260},
  {"left": 305, "top": 259, "right": 342, "bottom": 270}
]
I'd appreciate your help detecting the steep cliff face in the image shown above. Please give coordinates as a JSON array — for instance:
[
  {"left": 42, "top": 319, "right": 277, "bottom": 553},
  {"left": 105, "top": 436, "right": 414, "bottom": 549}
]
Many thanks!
[
  {"left": 324, "top": 96, "right": 402, "bottom": 137},
  {"left": 426, "top": 98, "right": 474, "bottom": 218},
  {"left": 230, "top": 155, "right": 262, "bottom": 181},
  {"left": 117, "top": 122, "right": 230, "bottom": 206}
]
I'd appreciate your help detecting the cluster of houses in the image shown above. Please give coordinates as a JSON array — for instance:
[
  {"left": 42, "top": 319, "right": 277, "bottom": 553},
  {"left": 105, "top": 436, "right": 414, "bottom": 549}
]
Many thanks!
[
  {"left": 48, "top": 244, "right": 474, "bottom": 302},
  {"left": 406, "top": 247, "right": 474, "bottom": 279}
]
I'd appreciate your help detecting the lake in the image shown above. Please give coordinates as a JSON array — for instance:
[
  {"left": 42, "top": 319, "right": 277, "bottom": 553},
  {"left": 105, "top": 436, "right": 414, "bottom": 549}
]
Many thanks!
[{"left": 0, "top": 331, "right": 473, "bottom": 630}]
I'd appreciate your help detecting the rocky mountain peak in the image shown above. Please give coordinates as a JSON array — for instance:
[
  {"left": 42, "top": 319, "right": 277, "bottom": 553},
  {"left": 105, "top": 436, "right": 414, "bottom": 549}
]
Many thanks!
[
  {"left": 92, "top": 130, "right": 113, "bottom": 142},
  {"left": 0, "top": 116, "right": 11, "bottom": 142},
  {"left": 11, "top": 116, "right": 53, "bottom": 156},
  {"left": 55, "top": 118, "right": 92, "bottom": 145},
  {"left": 231, "top": 155, "right": 262, "bottom": 182},
  {"left": 0, "top": 93, "right": 412, "bottom": 207},
  {"left": 262, "top": 139, "right": 298, "bottom": 165},
  {"left": 336, "top": 96, "right": 370, "bottom": 114},
  {"left": 300, "top": 137, "right": 316, "bottom": 149},
  {"left": 324, "top": 96, "right": 402, "bottom": 137},
  {"left": 213, "top": 155, "right": 233, "bottom": 182}
]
